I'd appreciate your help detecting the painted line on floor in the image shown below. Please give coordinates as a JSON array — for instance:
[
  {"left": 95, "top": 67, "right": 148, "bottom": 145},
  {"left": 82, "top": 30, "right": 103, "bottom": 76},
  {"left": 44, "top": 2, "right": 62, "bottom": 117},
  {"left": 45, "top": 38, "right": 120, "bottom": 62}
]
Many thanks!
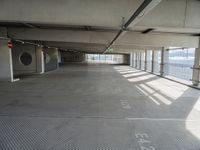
[
  {"left": 0, "top": 114, "right": 200, "bottom": 122},
  {"left": 125, "top": 117, "right": 200, "bottom": 122}
]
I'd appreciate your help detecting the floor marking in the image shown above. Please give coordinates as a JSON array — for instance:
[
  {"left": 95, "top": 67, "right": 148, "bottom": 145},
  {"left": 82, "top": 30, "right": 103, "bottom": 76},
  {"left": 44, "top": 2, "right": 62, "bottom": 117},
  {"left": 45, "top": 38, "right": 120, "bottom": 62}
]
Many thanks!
[
  {"left": 120, "top": 100, "right": 131, "bottom": 109},
  {"left": 12, "top": 78, "right": 20, "bottom": 82},
  {"left": 135, "top": 133, "right": 155, "bottom": 150},
  {"left": 126, "top": 117, "right": 200, "bottom": 122},
  {"left": 0, "top": 114, "right": 200, "bottom": 122}
]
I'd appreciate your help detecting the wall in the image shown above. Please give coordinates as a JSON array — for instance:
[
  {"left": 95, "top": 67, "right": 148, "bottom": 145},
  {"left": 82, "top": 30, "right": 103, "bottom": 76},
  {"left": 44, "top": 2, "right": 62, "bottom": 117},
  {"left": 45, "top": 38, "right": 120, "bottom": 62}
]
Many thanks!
[
  {"left": 112, "top": 54, "right": 130, "bottom": 65},
  {"left": 58, "top": 50, "right": 61, "bottom": 63},
  {"left": 36, "top": 47, "right": 44, "bottom": 74},
  {"left": 12, "top": 42, "right": 37, "bottom": 77},
  {"left": 0, "top": 40, "right": 13, "bottom": 81},
  {"left": 123, "top": 54, "right": 130, "bottom": 65},
  {"left": 44, "top": 48, "right": 58, "bottom": 72},
  {"left": 61, "top": 51, "right": 85, "bottom": 62}
]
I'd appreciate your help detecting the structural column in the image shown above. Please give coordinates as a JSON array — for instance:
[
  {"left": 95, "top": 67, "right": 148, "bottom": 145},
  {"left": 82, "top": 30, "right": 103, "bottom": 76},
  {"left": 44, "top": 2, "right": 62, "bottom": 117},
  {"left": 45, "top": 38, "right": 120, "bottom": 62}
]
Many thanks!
[
  {"left": 135, "top": 52, "right": 138, "bottom": 68},
  {"left": 130, "top": 52, "right": 133, "bottom": 67},
  {"left": 153, "top": 50, "right": 159, "bottom": 74},
  {"left": 192, "top": 47, "right": 200, "bottom": 86},
  {"left": 55, "top": 48, "right": 59, "bottom": 69},
  {"left": 139, "top": 51, "right": 142, "bottom": 69},
  {"left": 151, "top": 50, "right": 155, "bottom": 73},
  {"left": 137, "top": 51, "right": 139, "bottom": 69},
  {"left": 144, "top": 50, "right": 147, "bottom": 71},
  {"left": 0, "top": 27, "right": 14, "bottom": 82},
  {"left": 132, "top": 52, "right": 135, "bottom": 67},
  {"left": 160, "top": 47, "right": 169, "bottom": 76},
  {"left": 134, "top": 52, "right": 137, "bottom": 68},
  {"left": 36, "top": 47, "right": 45, "bottom": 74},
  {"left": 0, "top": 39, "right": 14, "bottom": 82}
]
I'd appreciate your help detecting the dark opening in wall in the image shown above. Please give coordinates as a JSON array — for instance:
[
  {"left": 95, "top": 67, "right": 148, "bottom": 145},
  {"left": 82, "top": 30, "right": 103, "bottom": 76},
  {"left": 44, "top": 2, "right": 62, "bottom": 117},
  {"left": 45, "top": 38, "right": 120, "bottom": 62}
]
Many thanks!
[{"left": 20, "top": 52, "right": 32, "bottom": 66}]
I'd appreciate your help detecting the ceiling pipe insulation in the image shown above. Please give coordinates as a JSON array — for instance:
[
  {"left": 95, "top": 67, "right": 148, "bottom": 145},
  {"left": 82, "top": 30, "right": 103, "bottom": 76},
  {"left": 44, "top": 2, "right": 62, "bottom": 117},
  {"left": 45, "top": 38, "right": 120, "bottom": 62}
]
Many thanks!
[
  {"left": 103, "top": 0, "right": 162, "bottom": 54},
  {"left": 0, "top": 36, "right": 83, "bottom": 53}
]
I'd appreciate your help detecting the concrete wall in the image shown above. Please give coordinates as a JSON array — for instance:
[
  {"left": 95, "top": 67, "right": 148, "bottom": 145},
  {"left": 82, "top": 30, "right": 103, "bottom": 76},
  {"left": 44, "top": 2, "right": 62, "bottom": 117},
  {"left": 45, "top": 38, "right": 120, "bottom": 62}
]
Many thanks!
[
  {"left": 11, "top": 42, "right": 59, "bottom": 76},
  {"left": 113, "top": 54, "right": 130, "bottom": 65},
  {"left": 0, "top": 40, "right": 13, "bottom": 81},
  {"left": 36, "top": 47, "right": 44, "bottom": 74},
  {"left": 44, "top": 48, "right": 58, "bottom": 72},
  {"left": 61, "top": 51, "right": 85, "bottom": 62},
  {"left": 123, "top": 54, "right": 130, "bottom": 65},
  {"left": 12, "top": 42, "right": 37, "bottom": 77},
  {"left": 58, "top": 50, "right": 61, "bottom": 63},
  {"left": 130, "top": 53, "right": 133, "bottom": 67}
]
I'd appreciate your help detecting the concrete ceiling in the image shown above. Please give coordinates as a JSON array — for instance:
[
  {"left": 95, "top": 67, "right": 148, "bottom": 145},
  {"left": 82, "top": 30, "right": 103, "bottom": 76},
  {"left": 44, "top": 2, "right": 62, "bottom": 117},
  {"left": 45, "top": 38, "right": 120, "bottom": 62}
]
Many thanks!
[{"left": 0, "top": 0, "right": 200, "bottom": 53}]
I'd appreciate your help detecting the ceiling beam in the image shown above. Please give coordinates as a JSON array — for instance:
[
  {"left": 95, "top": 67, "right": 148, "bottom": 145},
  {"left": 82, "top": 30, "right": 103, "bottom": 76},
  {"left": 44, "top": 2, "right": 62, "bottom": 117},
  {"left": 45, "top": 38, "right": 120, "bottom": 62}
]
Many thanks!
[
  {"left": 7, "top": 27, "right": 199, "bottom": 48},
  {"left": 103, "top": 0, "right": 162, "bottom": 53}
]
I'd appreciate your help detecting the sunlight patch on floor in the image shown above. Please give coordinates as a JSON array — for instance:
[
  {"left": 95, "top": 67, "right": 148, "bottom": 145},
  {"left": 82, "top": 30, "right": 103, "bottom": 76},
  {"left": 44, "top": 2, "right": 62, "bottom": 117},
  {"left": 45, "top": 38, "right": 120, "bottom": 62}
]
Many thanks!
[
  {"left": 140, "top": 84, "right": 172, "bottom": 105},
  {"left": 186, "top": 97, "right": 200, "bottom": 139},
  {"left": 128, "top": 74, "right": 155, "bottom": 82},
  {"left": 119, "top": 70, "right": 141, "bottom": 74},
  {"left": 135, "top": 85, "right": 160, "bottom": 105},
  {"left": 146, "top": 78, "right": 189, "bottom": 99},
  {"left": 123, "top": 72, "right": 147, "bottom": 78}
]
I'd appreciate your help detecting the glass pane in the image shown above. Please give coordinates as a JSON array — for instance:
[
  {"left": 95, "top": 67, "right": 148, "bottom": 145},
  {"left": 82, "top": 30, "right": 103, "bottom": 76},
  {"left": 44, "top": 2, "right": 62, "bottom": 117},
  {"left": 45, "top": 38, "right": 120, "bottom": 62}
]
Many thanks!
[{"left": 165, "top": 48, "right": 195, "bottom": 81}]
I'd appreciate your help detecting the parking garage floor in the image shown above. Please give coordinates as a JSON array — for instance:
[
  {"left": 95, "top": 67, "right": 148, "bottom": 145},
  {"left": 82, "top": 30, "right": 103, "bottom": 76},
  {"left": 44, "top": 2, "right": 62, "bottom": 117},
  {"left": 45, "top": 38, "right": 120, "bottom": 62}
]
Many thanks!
[{"left": 0, "top": 63, "right": 200, "bottom": 150}]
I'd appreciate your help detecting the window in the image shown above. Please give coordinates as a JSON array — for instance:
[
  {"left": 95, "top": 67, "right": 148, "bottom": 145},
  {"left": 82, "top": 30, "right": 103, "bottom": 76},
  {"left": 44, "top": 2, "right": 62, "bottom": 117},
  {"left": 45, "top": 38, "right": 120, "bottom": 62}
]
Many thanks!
[{"left": 165, "top": 48, "right": 195, "bottom": 81}]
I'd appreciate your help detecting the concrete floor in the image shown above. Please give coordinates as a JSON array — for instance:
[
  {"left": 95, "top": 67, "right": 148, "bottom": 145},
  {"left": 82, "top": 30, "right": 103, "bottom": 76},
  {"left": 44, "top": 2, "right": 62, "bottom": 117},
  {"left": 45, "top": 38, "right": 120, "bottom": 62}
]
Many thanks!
[{"left": 0, "top": 63, "right": 200, "bottom": 150}]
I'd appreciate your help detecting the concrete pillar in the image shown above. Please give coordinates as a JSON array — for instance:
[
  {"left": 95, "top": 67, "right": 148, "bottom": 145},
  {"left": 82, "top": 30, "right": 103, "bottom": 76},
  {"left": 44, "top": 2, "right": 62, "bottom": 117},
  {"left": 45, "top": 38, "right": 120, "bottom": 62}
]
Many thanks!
[
  {"left": 130, "top": 53, "right": 133, "bottom": 67},
  {"left": 36, "top": 47, "right": 45, "bottom": 74},
  {"left": 132, "top": 52, "right": 134, "bottom": 67},
  {"left": 0, "top": 39, "right": 14, "bottom": 82},
  {"left": 151, "top": 50, "right": 154, "bottom": 72},
  {"left": 146, "top": 50, "right": 151, "bottom": 71},
  {"left": 136, "top": 52, "right": 138, "bottom": 68},
  {"left": 99, "top": 54, "right": 100, "bottom": 61},
  {"left": 144, "top": 50, "right": 147, "bottom": 71},
  {"left": 58, "top": 50, "right": 61, "bottom": 63},
  {"left": 192, "top": 48, "right": 200, "bottom": 86},
  {"left": 55, "top": 49, "right": 59, "bottom": 69},
  {"left": 140, "top": 52, "right": 141, "bottom": 69},
  {"left": 135, "top": 52, "right": 138, "bottom": 68},
  {"left": 136, "top": 51, "right": 139, "bottom": 69},
  {"left": 153, "top": 50, "right": 159, "bottom": 74},
  {"left": 0, "top": 27, "right": 14, "bottom": 82},
  {"left": 160, "top": 48, "right": 165, "bottom": 76},
  {"left": 134, "top": 52, "right": 136, "bottom": 68},
  {"left": 137, "top": 51, "right": 141, "bottom": 69},
  {"left": 160, "top": 47, "right": 169, "bottom": 76},
  {"left": 140, "top": 51, "right": 145, "bottom": 70}
]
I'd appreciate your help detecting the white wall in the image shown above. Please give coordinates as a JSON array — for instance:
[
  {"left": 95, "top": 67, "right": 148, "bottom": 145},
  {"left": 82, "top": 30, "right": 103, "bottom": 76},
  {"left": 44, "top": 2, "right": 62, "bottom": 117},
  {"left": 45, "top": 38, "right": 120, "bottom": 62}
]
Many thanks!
[
  {"left": 0, "top": 40, "right": 13, "bottom": 81},
  {"left": 61, "top": 51, "right": 85, "bottom": 62},
  {"left": 36, "top": 47, "right": 44, "bottom": 74},
  {"left": 12, "top": 42, "right": 37, "bottom": 77},
  {"left": 44, "top": 48, "right": 58, "bottom": 72}
]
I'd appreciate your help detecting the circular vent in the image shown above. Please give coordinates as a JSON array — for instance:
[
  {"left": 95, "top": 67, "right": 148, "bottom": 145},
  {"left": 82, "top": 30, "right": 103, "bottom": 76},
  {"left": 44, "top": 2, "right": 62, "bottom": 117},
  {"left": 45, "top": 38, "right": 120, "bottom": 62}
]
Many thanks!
[{"left": 20, "top": 52, "right": 32, "bottom": 66}]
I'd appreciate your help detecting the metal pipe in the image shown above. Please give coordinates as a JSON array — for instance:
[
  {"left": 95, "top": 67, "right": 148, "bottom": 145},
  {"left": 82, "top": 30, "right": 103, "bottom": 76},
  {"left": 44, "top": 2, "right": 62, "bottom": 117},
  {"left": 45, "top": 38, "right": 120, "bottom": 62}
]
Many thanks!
[{"left": 103, "top": 0, "right": 154, "bottom": 54}]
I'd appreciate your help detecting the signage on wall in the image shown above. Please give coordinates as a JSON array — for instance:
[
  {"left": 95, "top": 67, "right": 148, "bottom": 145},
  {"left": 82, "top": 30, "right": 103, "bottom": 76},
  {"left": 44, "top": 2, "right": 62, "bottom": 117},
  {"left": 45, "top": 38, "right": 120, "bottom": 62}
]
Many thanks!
[{"left": 7, "top": 40, "right": 13, "bottom": 49}]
